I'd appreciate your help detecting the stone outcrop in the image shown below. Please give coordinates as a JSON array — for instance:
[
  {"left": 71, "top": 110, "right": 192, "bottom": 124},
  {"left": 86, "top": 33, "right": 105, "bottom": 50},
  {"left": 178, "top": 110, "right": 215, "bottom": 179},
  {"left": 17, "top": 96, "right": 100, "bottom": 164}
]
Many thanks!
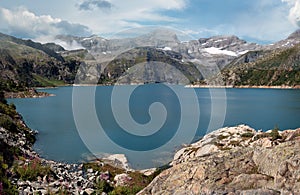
[
  {"left": 0, "top": 124, "right": 101, "bottom": 194},
  {"left": 139, "top": 125, "right": 300, "bottom": 195},
  {"left": 0, "top": 106, "right": 148, "bottom": 194},
  {"left": 103, "top": 154, "right": 131, "bottom": 171},
  {"left": 4, "top": 88, "right": 53, "bottom": 99}
]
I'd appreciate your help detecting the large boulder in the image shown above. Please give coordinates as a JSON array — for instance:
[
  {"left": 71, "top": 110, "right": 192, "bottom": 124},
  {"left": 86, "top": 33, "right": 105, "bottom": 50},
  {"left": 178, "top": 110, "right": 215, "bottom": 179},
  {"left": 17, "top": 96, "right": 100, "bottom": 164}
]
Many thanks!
[{"left": 139, "top": 125, "right": 300, "bottom": 195}]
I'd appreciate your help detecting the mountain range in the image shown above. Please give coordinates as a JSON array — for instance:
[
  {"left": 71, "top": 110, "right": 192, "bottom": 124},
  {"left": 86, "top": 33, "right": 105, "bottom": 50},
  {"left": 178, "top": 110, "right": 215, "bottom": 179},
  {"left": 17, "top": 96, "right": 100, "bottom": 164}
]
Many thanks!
[{"left": 0, "top": 29, "right": 299, "bottom": 91}]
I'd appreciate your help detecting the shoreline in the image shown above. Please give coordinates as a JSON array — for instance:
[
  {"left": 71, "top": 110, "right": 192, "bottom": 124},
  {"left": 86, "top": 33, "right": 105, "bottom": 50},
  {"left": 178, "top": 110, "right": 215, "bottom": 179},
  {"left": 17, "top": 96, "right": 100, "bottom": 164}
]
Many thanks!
[
  {"left": 184, "top": 84, "right": 300, "bottom": 89},
  {"left": 70, "top": 83, "right": 300, "bottom": 89},
  {"left": 4, "top": 90, "right": 55, "bottom": 99},
  {"left": 11, "top": 83, "right": 297, "bottom": 90}
]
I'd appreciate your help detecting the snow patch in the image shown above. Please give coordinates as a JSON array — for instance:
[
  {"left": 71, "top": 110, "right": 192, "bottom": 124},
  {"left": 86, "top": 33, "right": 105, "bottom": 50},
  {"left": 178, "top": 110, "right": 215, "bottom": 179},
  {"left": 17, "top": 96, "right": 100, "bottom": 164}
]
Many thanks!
[
  {"left": 214, "top": 39, "right": 227, "bottom": 43},
  {"left": 82, "top": 37, "right": 93, "bottom": 41},
  {"left": 162, "top": 47, "right": 172, "bottom": 51},
  {"left": 238, "top": 50, "right": 249, "bottom": 55},
  {"left": 203, "top": 47, "right": 237, "bottom": 57},
  {"left": 282, "top": 41, "right": 291, "bottom": 47}
]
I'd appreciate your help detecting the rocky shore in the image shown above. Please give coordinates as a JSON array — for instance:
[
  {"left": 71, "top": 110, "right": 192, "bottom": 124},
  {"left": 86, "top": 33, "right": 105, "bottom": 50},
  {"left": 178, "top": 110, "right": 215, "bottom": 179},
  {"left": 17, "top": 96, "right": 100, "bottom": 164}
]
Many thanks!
[
  {"left": 0, "top": 102, "right": 155, "bottom": 194},
  {"left": 139, "top": 125, "right": 300, "bottom": 194},
  {"left": 185, "top": 84, "right": 300, "bottom": 89},
  {"left": 1, "top": 120, "right": 159, "bottom": 194},
  {"left": 0, "top": 126, "right": 93, "bottom": 194},
  {"left": 4, "top": 89, "right": 53, "bottom": 99}
]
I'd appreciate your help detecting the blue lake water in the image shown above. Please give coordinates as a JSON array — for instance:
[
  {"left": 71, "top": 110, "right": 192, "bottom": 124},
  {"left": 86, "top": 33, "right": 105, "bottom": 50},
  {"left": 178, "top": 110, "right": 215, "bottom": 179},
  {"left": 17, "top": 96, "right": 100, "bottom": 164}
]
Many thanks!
[{"left": 8, "top": 85, "right": 300, "bottom": 169}]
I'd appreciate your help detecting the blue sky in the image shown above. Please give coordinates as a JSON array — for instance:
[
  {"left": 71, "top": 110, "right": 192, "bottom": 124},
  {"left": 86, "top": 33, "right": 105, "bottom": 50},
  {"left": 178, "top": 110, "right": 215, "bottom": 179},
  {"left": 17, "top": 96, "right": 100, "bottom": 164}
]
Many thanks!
[{"left": 0, "top": 0, "right": 299, "bottom": 43}]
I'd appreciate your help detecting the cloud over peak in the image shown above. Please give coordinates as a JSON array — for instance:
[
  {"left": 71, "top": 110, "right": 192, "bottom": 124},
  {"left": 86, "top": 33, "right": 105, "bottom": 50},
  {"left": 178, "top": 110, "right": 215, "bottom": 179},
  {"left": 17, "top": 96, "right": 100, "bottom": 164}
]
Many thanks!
[
  {"left": 282, "top": 0, "right": 300, "bottom": 27},
  {"left": 0, "top": 7, "right": 91, "bottom": 39}
]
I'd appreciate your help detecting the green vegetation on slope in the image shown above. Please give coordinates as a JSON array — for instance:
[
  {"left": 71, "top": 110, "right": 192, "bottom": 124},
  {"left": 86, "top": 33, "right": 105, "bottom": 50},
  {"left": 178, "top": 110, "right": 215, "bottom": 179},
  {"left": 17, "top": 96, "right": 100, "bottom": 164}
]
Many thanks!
[
  {"left": 0, "top": 35, "right": 82, "bottom": 91},
  {"left": 33, "top": 74, "right": 67, "bottom": 87},
  {"left": 0, "top": 90, "right": 24, "bottom": 193},
  {"left": 220, "top": 44, "right": 300, "bottom": 86},
  {"left": 0, "top": 32, "right": 64, "bottom": 62},
  {"left": 83, "top": 162, "right": 170, "bottom": 195}
]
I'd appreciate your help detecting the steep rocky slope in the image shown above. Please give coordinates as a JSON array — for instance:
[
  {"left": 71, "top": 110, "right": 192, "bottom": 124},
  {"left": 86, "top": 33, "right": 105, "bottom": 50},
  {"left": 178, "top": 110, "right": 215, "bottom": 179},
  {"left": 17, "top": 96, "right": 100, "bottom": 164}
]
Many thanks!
[
  {"left": 0, "top": 33, "right": 81, "bottom": 91},
  {"left": 218, "top": 44, "right": 300, "bottom": 86},
  {"left": 139, "top": 125, "right": 300, "bottom": 194},
  {"left": 98, "top": 47, "right": 202, "bottom": 85},
  {"left": 0, "top": 33, "right": 64, "bottom": 62}
]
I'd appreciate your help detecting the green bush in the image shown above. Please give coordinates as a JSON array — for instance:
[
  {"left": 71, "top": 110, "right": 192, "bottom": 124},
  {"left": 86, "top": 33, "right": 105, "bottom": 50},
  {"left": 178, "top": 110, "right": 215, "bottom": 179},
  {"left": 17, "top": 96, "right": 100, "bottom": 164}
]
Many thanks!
[
  {"left": 0, "top": 91, "right": 6, "bottom": 104},
  {"left": 217, "top": 135, "right": 229, "bottom": 140},
  {"left": 0, "top": 177, "right": 18, "bottom": 195},
  {"left": 241, "top": 132, "right": 254, "bottom": 138},
  {"left": 0, "top": 114, "right": 17, "bottom": 132},
  {"left": 108, "top": 185, "right": 143, "bottom": 195},
  {"left": 0, "top": 103, "right": 17, "bottom": 118},
  {"left": 270, "top": 125, "right": 282, "bottom": 141},
  {"left": 94, "top": 180, "right": 113, "bottom": 194},
  {"left": 15, "top": 158, "right": 51, "bottom": 181},
  {"left": 94, "top": 181, "right": 114, "bottom": 194},
  {"left": 0, "top": 155, "right": 18, "bottom": 195}
]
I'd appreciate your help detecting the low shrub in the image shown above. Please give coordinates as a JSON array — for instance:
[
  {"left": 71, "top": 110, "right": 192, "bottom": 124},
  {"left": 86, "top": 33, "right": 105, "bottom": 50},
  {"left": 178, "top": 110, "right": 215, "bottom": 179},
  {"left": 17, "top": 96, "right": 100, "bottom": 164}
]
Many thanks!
[
  {"left": 270, "top": 126, "right": 282, "bottom": 141},
  {"left": 108, "top": 185, "right": 143, "bottom": 195},
  {"left": 94, "top": 180, "right": 113, "bottom": 194},
  {"left": 241, "top": 132, "right": 254, "bottom": 138},
  {"left": 15, "top": 158, "right": 51, "bottom": 181},
  {"left": 0, "top": 114, "right": 17, "bottom": 133}
]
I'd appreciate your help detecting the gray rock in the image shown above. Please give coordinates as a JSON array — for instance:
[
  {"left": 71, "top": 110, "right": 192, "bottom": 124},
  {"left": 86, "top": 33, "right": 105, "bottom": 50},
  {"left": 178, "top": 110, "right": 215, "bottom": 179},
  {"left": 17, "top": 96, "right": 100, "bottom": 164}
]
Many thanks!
[
  {"left": 87, "top": 168, "right": 93, "bottom": 173},
  {"left": 139, "top": 126, "right": 300, "bottom": 195},
  {"left": 114, "top": 173, "right": 132, "bottom": 187}
]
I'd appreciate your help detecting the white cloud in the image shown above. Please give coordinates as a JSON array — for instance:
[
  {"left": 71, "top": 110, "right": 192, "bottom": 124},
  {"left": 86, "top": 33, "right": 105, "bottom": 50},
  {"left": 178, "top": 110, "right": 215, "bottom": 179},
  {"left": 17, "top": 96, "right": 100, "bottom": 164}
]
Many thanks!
[
  {"left": 0, "top": 7, "right": 91, "bottom": 40},
  {"left": 200, "top": 1, "right": 296, "bottom": 43},
  {"left": 0, "top": 0, "right": 188, "bottom": 41},
  {"left": 72, "top": 0, "right": 188, "bottom": 34},
  {"left": 34, "top": 35, "right": 84, "bottom": 50},
  {"left": 282, "top": 0, "right": 300, "bottom": 27},
  {"left": 180, "top": 28, "right": 219, "bottom": 39},
  {"left": 0, "top": 0, "right": 296, "bottom": 44},
  {"left": 52, "top": 40, "right": 85, "bottom": 50},
  {"left": 78, "top": 0, "right": 113, "bottom": 11}
]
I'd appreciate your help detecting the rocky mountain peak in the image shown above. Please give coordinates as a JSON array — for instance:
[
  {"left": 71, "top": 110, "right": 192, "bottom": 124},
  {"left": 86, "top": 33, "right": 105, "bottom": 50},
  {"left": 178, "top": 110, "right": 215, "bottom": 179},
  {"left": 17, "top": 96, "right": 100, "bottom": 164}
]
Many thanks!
[
  {"left": 143, "top": 29, "right": 179, "bottom": 42},
  {"left": 287, "top": 29, "right": 300, "bottom": 40},
  {"left": 198, "top": 35, "right": 246, "bottom": 48},
  {"left": 270, "top": 29, "right": 300, "bottom": 49}
]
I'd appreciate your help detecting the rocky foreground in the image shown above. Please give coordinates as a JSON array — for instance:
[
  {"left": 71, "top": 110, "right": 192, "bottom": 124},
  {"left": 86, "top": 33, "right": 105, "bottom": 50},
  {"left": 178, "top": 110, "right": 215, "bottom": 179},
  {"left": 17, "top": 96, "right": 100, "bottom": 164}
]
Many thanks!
[
  {"left": 1, "top": 122, "right": 155, "bottom": 194},
  {"left": 139, "top": 125, "right": 300, "bottom": 195},
  {"left": 2, "top": 102, "right": 300, "bottom": 195},
  {"left": 0, "top": 126, "right": 132, "bottom": 194},
  {"left": 0, "top": 99, "right": 154, "bottom": 194}
]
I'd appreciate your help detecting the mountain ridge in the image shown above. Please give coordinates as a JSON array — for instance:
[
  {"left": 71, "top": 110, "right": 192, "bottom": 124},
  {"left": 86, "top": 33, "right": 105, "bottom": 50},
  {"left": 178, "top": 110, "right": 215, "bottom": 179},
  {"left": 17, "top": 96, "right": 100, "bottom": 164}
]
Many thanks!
[
  {"left": 0, "top": 34, "right": 81, "bottom": 92},
  {"left": 216, "top": 43, "right": 300, "bottom": 87},
  {"left": 0, "top": 29, "right": 299, "bottom": 89},
  {"left": 55, "top": 29, "right": 300, "bottom": 86}
]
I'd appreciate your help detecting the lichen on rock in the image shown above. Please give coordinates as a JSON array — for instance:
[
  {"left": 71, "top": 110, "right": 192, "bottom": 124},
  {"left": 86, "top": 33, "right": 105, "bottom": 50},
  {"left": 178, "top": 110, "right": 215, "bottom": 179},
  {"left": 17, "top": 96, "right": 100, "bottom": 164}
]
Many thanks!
[{"left": 139, "top": 125, "right": 300, "bottom": 195}]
